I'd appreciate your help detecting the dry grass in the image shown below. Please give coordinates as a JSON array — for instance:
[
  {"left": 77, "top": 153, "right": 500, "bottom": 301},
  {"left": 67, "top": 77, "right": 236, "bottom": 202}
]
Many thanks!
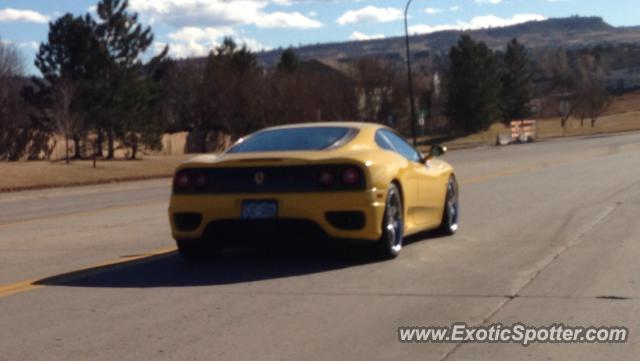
[
  {"left": 3, "top": 91, "right": 640, "bottom": 191},
  {"left": 418, "top": 91, "right": 640, "bottom": 151},
  {"left": 0, "top": 155, "right": 192, "bottom": 191},
  {"left": 417, "top": 111, "right": 640, "bottom": 152}
]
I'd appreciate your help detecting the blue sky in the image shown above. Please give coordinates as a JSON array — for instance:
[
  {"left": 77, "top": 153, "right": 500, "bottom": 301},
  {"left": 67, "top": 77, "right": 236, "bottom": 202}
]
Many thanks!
[{"left": 0, "top": 0, "right": 637, "bottom": 75}]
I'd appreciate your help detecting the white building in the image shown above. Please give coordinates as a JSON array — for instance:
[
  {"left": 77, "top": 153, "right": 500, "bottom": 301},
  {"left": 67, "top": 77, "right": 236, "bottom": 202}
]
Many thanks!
[{"left": 606, "top": 67, "right": 640, "bottom": 91}]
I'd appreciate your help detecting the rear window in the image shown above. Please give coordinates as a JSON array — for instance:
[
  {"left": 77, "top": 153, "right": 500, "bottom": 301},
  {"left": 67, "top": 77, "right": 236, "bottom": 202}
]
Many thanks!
[{"left": 227, "top": 127, "right": 356, "bottom": 153}]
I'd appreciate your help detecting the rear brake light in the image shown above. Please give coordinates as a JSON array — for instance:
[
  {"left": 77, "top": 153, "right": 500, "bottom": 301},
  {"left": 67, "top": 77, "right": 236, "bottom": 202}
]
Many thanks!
[
  {"left": 318, "top": 169, "right": 335, "bottom": 187},
  {"left": 194, "top": 173, "right": 208, "bottom": 188},
  {"left": 342, "top": 167, "right": 361, "bottom": 186},
  {"left": 174, "top": 171, "right": 192, "bottom": 190}
]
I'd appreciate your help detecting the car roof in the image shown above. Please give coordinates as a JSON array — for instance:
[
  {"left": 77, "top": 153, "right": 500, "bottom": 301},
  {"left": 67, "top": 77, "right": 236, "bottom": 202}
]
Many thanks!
[{"left": 262, "top": 121, "right": 388, "bottom": 132}]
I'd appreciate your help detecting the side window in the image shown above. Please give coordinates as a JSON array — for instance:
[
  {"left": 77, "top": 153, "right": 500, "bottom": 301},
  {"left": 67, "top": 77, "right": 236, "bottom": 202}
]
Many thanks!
[
  {"left": 375, "top": 130, "right": 394, "bottom": 151},
  {"left": 379, "top": 130, "right": 422, "bottom": 163}
]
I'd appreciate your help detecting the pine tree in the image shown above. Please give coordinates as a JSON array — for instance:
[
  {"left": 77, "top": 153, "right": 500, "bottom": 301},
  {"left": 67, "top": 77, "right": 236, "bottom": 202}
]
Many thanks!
[
  {"left": 445, "top": 35, "right": 501, "bottom": 132},
  {"left": 500, "top": 38, "right": 532, "bottom": 123},
  {"left": 94, "top": 0, "right": 167, "bottom": 159},
  {"left": 28, "top": 14, "right": 103, "bottom": 160},
  {"left": 277, "top": 47, "right": 300, "bottom": 73},
  {"left": 28, "top": 1, "right": 168, "bottom": 160}
]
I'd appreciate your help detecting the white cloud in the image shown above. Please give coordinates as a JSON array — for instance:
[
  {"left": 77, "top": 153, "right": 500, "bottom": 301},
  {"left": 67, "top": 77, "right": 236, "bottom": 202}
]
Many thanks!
[
  {"left": 163, "top": 26, "right": 270, "bottom": 58},
  {"left": 475, "top": 0, "right": 503, "bottom": 4},
  {"left": 424, "top": 8, "right": 444, "bottom": 15},
  {"left": 425, "top": 7, "right": 444, "bottom": 14},
  {"left": 259, "top": 11, "right": 323, "bottom": 28},
  {"left": 0, "top": 8, "right": 48, "bottom": 23},
  {"left": 18, "top": 41, "right": 39, "bottom": 50},
  {"left": 337, "top": 6, "right": 403, "bottom": 25},
  {"left": 450, "top": 5, "right": 461, "bottom": 11},
  {"left": 168, "top": 26, "right": 234, "bottom": 44},
  {"left": 409, "top": 13, "right": 546, "bottom": 35},
  {"left": 349, "top": 31, "right": 385, "bottom": 41},
  {"left": 408, "top": 23, "right": 459, "bottom": 34},
  {"left": 129, "top": 0, "right": 321, "bottom": 29}
]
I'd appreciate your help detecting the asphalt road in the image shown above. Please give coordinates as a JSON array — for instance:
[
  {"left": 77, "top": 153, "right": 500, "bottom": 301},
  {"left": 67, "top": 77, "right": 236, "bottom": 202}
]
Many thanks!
[{"left": 1, "top": 132, "right": 639, "bottom": 360}]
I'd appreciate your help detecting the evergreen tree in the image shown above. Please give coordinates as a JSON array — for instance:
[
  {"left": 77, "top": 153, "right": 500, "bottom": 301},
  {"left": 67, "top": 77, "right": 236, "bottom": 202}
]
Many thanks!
[
  {"left": 34, "top": 14, "right": 103, "bottom": 82},
  {"left": 94, "top": 0, "right": 167, "bottom": 158},
  {"left": 197, "top": 37, "right": 261, "bottom": 141},
  {"left": 277, "top": 47, "right": 300, "bottom": 73},
  {"left": 500, "top": 38, "right": 532, "bottom": 123},
  {"left": 27, "top": 0, "right": 168, "bottom": 160},
  {"left": 445, "top": 35, "right": 501, "bottom": 133},
  {"left": 27, "top": 14, "right": 104, "bottom": 159}
]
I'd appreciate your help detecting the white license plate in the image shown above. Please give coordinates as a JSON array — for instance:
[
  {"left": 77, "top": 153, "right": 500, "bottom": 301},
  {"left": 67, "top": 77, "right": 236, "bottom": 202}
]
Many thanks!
[{"left": 241, "top": 200, "right": 278, "bottom": 219}]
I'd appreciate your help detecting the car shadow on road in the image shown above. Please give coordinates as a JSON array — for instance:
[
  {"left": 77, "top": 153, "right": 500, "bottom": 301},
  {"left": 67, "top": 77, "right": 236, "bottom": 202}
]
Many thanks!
[{"left": 35, "top": 242, "right": 385, "bottom": 289}]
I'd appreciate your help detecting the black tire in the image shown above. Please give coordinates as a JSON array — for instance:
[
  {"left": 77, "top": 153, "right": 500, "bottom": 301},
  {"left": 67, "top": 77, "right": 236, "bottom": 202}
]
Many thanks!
[
  {"left": 437, "top": 176, "right": 459, "bottom": 235},
  {"left": 176, "top": 238, "right": 216, "bottom": 262},
  {"left": 377, "top": 183, "right": 404, "bottom": 259}
]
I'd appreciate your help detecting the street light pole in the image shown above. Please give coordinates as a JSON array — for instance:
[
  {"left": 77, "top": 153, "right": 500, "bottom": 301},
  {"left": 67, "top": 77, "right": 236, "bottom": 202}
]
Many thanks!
[{"left": 404, "top": 0, "right": 418, "bottom": 146}]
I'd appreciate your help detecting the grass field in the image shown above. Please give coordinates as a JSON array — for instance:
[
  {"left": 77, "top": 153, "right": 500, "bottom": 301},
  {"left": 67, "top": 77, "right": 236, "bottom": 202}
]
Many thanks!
[{"left": 0, "top": 155, "right": 191, "bottom": 191}]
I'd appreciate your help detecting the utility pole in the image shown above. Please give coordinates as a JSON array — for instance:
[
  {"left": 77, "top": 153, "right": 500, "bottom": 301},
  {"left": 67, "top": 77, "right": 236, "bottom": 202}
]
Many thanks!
[{"left": 404, "top": 0, "right": 418, "bottom": 146}]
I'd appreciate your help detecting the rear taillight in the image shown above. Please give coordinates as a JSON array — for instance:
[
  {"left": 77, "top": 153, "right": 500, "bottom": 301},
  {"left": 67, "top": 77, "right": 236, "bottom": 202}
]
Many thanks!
[
  {"left": 318, "top": 169, "right": 335, "bottom": 187},
  {"left": 317, "top": 166, "right": 363, "bottom": 189},
  {"left": 342, "top": 167, "right": 361, "bottom": 186},
  {"left": 173, "top": 170, "right": 192, "bottom": 191},
  {"left": 194, "top": 173, "right": 208, "bottom": 188}
]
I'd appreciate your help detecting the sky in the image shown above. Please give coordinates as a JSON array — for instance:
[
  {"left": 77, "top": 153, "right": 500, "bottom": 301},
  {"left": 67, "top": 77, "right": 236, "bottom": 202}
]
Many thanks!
[{"left": 0, "top": 0, "right": 637, "bottom": 75}]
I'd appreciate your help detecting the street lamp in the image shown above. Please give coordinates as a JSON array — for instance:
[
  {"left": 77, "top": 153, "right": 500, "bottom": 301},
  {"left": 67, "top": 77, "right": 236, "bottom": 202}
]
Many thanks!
[{"left": 404, "top": 0, "right": 418, "bottom": 146}]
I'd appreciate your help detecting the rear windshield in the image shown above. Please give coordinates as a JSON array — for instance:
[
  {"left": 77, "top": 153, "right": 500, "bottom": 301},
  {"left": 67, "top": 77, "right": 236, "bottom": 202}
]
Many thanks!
[{"left": 227, "top": 127, "right": 356, "bottom": 153}]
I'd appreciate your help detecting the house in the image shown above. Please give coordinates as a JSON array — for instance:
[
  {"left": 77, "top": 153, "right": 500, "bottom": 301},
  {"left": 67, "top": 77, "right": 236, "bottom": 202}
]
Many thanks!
[{"left": 605, "top": 67, "right": 640, "bottom": 91}]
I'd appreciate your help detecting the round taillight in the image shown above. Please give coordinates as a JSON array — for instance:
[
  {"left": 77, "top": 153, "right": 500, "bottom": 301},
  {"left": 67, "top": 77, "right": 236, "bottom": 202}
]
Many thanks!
[
  {"left": 342, "top": 167, "right": 360, "bottom": 185},
  {"left": 194, "top": 173, "right": 207, "bottom": 188},
  {"left": 318, "top": 169, "right": 335, "bottom": 187},
  {"left": 174, "top": 171, "right": 192, "bottom": 189}
]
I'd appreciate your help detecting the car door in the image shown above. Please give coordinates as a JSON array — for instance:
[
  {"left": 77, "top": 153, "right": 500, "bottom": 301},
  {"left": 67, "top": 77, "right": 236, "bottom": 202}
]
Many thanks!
[
  {"left": 375, "top": 130, "right": 421, "bottom": 230},
  {"left": 379, "top": 130, "right": 444, "bottom": 228}
]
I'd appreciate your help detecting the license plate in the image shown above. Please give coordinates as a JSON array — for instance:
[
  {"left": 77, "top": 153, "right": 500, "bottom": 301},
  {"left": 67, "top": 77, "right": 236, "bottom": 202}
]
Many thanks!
[{"left": 241, "top": 200, "right": 278, "bottom": 219}]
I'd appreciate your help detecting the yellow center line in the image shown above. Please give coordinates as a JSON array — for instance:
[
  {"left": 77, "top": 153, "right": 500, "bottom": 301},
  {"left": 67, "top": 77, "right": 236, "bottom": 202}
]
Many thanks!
[{"left": 0, "top": 247, "right": 176, "bottom": 299}]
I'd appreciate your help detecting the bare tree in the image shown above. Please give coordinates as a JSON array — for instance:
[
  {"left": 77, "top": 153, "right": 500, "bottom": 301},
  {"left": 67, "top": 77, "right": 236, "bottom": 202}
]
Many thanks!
[
  {"left": 351, "top": 58, "right": 404, "bottom": 124},
  {"left": 0, "top": 40, "right": 29, "bottom": 160},
  {"left": 558, "top": 92, "right": 583, "bottom": 130},
  {"left": 578, "top": 82, "right": 612, "bottom": 128},
  {"left": 51, "top": 80, "right": 81, "bottom": 163},
  {"left": 575, "top": 54, "right": 612, "bottom": 128},
  {"left": 0, "top": 40, "right": 24, "bottom": 77}
]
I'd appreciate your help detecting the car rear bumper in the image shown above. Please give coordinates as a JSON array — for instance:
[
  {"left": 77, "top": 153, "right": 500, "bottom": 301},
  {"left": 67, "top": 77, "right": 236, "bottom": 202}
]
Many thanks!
[{"left": 168, "top": 189, "right": 386, "bottom": 242}]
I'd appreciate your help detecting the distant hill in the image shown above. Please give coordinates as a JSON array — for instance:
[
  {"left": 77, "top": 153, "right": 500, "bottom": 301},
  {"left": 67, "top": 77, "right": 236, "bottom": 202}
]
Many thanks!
[{"left": 256, "top": 16, "right": 640, "bottom": 67}]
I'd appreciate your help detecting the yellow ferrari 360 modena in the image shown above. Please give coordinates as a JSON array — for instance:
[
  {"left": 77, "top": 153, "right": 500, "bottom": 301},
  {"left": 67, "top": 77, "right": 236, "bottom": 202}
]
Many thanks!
[{"left": 169, "top": 122, "right": 458, "bottom": 260}]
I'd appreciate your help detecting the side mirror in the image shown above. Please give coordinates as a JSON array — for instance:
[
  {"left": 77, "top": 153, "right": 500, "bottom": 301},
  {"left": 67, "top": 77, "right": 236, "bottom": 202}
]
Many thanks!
[{"left": 429, "top": 145, "right": 447, "bottom": 158}]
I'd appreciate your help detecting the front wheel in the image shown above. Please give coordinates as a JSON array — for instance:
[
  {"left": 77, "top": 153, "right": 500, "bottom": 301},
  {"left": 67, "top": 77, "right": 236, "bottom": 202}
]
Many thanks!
[
  {"left": 437, "top": 176, "right": 459, "bottom": 235},
  {"left": 377, "top": 184, "right": 404, "bottom": 259}
]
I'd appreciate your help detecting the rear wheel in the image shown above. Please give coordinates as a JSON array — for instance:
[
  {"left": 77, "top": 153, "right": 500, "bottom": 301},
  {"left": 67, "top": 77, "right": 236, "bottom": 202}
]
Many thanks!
[
  {"left": 377, "top": 184, "right": 404, "bottom": 259},
  {"left": 437, "top": 176, "right": 459, "bottom": 235}
]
